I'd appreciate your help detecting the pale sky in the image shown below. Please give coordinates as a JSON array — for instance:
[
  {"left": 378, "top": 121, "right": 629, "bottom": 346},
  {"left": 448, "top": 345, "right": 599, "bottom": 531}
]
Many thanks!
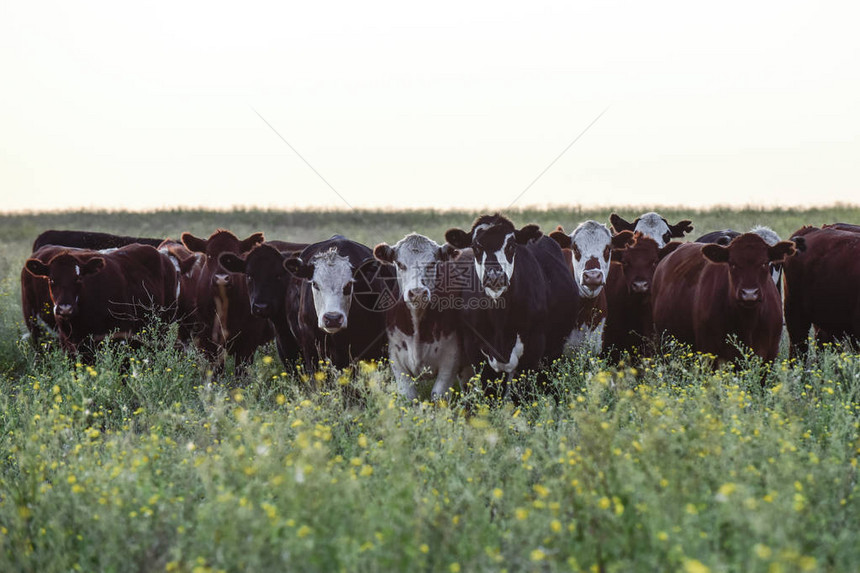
[{"left": 2, "top": 0, "right": 858, "bottom": 212}]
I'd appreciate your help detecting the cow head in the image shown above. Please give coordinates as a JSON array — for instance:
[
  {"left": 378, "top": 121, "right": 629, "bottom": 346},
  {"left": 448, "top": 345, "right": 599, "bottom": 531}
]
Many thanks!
[
  {"left": 612, "top": 232, "right": 681, "bottom": 295},
  {"left": 550, "top": 221, "right": 614, "bottom": 298},
  {"left": 24, "top": 253, "right": 105, "bottom": 319},
  {"left": 445, "top": 214, "right": 541, "bottom": 299},
  {"left": 610, "top": 212, "right": 693, "bottom": 248},
  {"left": 182, "top": 229, "right": 264, "bottom": 291},
  {"left": 284, "top": 247, "right": 356, "bottom": 334},
  {"left": 749, "top": 225, "right": 785, "bottom": 287},
  {"left": 220, "top": 243, "right": 297, "bottom": 319},
  {"left": 702, "top": 233, "right": 796, "bottom": 307},
  {"left": 374, "top": 233, "right": 458, "bottom": 309}
]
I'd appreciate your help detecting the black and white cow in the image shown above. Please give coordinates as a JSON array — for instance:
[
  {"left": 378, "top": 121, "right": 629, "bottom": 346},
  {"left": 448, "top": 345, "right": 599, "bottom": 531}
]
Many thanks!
[
  {"left": 610, "top": 212, "right": 694, "bottom": 248},
  {"left": 218, "top": 240, "right": 308, "bottom": 366},
  {"left": 373, "top": 233, "right": 472, "bottom": 400},
  {"left": 284, "top": 236, "right": 389, "bottom": 373},
  {"left": 445, "top": 215, "right": 577, "bottom": 395}
]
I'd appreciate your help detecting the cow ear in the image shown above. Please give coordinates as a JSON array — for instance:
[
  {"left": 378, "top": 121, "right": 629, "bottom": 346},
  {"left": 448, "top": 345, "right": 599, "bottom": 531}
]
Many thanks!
[
  {"left": 659, "top": 241, "right": 683, "bottom": 260},
  {"left": 179, "top": 254, "right": 200, "bottom": 275},
  {"left": 611, "top": 230, "right": 634, "bottom": 249},
  {"left": 702, "top": 244, "right": 729, "bottom": 263},
  {"left": 609, "top": 213, "right": 636, "bottom": 233},
  {"left": 181, "top": 232, "right": 207, "bottom": 253},
  {"left": 81, "top": 257, "right": 105, "bottom": 276},
  {"left": 25, "top": 258, "right": 50, "bottom": 277},
  {"left": 439, "top": 243, "right": 460, "bottom": 261},
  {"left": 284, "top": 257, "right": 313, "bottom": 280},
  {"left": 790, "top": 236, "right": 807, "bottom": 253},
  {"left": 668, "top": 219, "right": 694, "bottom": 238},
  {"left": 445, "top": 228, "right": 472, "bottom": 249},
  {"left": 768, "top": 241, "right": 796, "bottom": 263},
  {"left": 219, "top": 252, "right": 246, "bottom": 273},
  {"left": 549, "top": 230, "right": 572, "bottom": 249},
  {"left": 514, "top": 224, "right": 542, "bottom": 244},
  {"left": 373, "top": 243, "right": 396, "bottom": 265},
  {"left": 240, "top": 232, "right": 265, "bottom": 252}
]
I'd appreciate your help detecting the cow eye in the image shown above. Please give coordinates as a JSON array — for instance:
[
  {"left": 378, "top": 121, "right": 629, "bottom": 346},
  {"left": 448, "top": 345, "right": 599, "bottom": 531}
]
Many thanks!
[
  {"left": 603, "top": 246, "right": 610, "bottom": 261},
  {"left": 311, "top": 281, "right": 320, "bottom": 290},
  {"left": 396, "top": 262, "right": 406, "bottom": 271},
  {"left": 343, "top": 283, "right": 354, "bottom": 296},
  {"left": 49, "top": 279, "right": 56, "bottom": 286}
]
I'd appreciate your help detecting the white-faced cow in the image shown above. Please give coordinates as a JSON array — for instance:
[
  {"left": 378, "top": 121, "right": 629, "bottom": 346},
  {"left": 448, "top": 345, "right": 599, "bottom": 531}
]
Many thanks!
[
  {"left": 284, "top": 236, "right": 389, "bottom": 373},
  {"left": 610, "top": 212, "right": 693, "bottom": 248},
  {"left": 652, "top": 233, "right": 796, "bottom": 364},
  {"left": 549, "top": 221, "right": 630, "bottom": 352},
  {"left": 373, "top": 233, "right": 471, "bottom": 401},
  {"left": 23, "top": 244, "right": 180, "bottom": 357},
  {"left": 181, "top": 229, "right": 272, "bottom": 372},
  {"left": 218, "top": 240, "right": 308, "bottom": 366},
  {"left": 445, "top": 214, "right": 578, "bottom": 397}
]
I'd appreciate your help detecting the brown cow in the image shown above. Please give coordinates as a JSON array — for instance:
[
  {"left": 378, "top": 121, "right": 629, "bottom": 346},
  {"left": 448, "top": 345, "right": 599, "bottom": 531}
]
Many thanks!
[
  {"left": 652, "top": 233, "right": 796, "bottom": 363},
  {"left": 181, "top": 229, "right": 272, "bottom": 371},
  {"left": 23, "top": 244, "right": 180, "bottom": 356},
  {"left": 783, "top": 226, "right": 860, "bottom": 357},
  {"left": 156, "top": 239, "right": 204, "bottom": 346},
  {"left": 217, "top": 240, "right": 309, "bottom": 367},
  {"left": 602, "top": 232, "right": 681, "bottom": 360}
]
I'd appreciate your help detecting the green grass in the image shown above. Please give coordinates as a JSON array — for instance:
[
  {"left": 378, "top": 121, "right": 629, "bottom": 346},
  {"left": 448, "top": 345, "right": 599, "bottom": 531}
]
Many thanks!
[{"left": 1, "top": 207, "right": 859, "bottom": 572}]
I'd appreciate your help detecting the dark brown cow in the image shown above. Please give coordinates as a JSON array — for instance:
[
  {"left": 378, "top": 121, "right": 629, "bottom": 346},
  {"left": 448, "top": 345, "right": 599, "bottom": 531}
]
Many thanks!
[
  {"left": 218, "top": 240, "right": 309, "bottom": 366},
  {"left": 783, "top": 226, "right": 860, "bottom": 356},
  {"left": 23, "top": 244, "right": 180, "bottom": 355},
  {"left": 181, "top": 229, "right": 272, "bottom": 371},
  {"left": 32, "top": 229, "right": 164, "bottom": 251},
  {"left": 652, "top": 233, "right": 796, "bottom": 363},
  {"left": 602, "top": 232, "right": 681, "bottom": 360},
  {"left": 156, "top": 239, "right": 204, "bottom": 346}
]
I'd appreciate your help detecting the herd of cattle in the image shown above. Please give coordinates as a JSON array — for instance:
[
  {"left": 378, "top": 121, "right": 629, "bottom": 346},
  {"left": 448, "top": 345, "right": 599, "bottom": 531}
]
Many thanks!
[{"left": 20, "top": 213, "right": 860, "bottom": 399}]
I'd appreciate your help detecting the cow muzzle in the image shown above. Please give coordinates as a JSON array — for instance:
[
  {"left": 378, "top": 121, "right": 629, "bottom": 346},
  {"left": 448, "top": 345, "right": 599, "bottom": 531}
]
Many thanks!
[
  {"left": 251, "top": 301, "right": 271, "bottom": 318},
  {"left": 406, "top": 287, "right": 431, "bottom": 308},
  {"left": 482, "top": 268, "right": 509, "bottom": 299},
  {"left": 738, "top": 288, "right": 761, "bottom": 305},
  {"left": 630, "top": 280, "right": 650, "bottom": 294},
  {"left": 55, "top": 304, "right": 75, "bottom": 318},
  {"left": 321, "top": 312, "right": 347, "bottom": 333},
  {"left": 213, "top": 273, "right": 232, "bottom": 288},
  {"left": 580, "top": 269, "right": 604, "bottom": 297}
]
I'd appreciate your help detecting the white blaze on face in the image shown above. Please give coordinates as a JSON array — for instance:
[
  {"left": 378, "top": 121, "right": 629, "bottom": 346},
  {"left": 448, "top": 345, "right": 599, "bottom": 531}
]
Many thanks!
[
  {"left": 570, "top": 221, "right": 612, "bottom": 298},
  {"left": 392, "top": 234, "right": 440, "bottom": 305},
  {"left": 633, "top": 212, "right": 672, "bottom": 247},
  {"left": 475, "top": 232, "right": 516, "bottom": 300},
  {"left": 309, "top": 249, "right": 355, "bottom": 333}
]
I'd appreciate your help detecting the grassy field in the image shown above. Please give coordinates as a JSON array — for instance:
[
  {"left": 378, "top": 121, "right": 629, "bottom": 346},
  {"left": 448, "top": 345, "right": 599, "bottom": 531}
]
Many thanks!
[{"left": 1, "top": 206, "right": 859, "bottom": 572}]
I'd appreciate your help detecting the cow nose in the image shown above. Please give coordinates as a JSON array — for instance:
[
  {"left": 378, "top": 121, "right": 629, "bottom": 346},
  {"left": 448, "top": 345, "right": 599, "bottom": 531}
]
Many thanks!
[
  {"left": 214, "top": 273, "right": 232, "bottom": 288},
  {"left": 739, "top": 288, "right": 761, "bottom": 303},
  {"left": 56, "top": 304, "right": 74, "bottom": 317},
  {"left": 582, "top": 269, "right": 604, "bottom": 288},
  {"left": 251, "top": 302, "right": 270, "bottom": 317},
  {"left": 323, "top": 312, "right": 345, "bottom": 330},
  {"left": 631, "top": 280, "right": 649, "bottom": 293},
  {"left": 407, "top": 287, "right": 430, "bottom": 303}
]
